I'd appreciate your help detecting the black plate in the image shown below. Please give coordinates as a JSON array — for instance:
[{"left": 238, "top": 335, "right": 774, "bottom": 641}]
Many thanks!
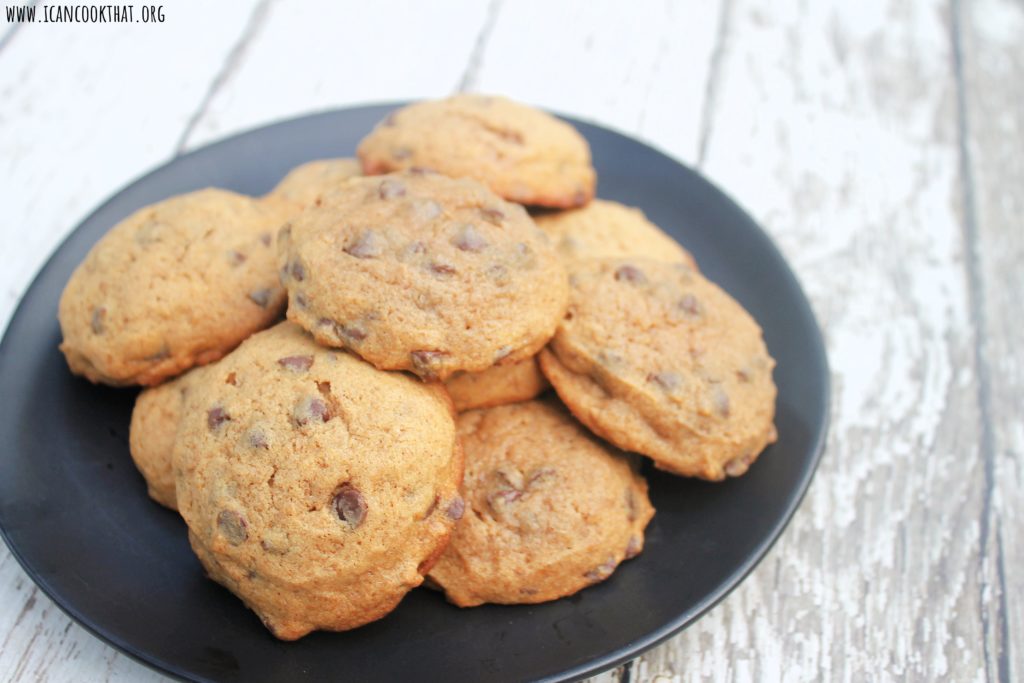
[{"left": 0, "top": 105, "right": 829, "bottom": 682}]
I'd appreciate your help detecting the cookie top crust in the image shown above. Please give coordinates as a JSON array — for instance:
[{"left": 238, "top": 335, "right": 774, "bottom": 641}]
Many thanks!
[
  {"left": 58, "top": 188, "right": 290, "bottom": 386},
  {"left": 539, "top": 258, "right": 777, "bottom": 480},
  {"left": 534, "top": 199, "right": 697, "bottom": 268},
  {"left": 129, "top": 364, "right": 215, "bottom": 510},
  {"left": 265, "top": 158, "right": 362, "bottom": 210},
  {"left": 428, "top": 399, "right": 653, "bottom": 606},
  {"left": 357, "top": 95, "right": 596, "bottom": 208},
  {"left": 279, "top": 171, "right": 568, "bottom": 380},
  {"left": 173, "top": 322, "right": 463, "bottom": 639}
]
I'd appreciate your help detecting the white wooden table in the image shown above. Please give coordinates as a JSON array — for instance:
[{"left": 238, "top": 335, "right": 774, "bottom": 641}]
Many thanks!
[{"left": 1, "top": 1, "right": 1020, "bottom": 680}]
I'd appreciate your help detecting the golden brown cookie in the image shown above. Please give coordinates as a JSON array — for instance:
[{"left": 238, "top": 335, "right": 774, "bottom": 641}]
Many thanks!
[
  {"left": 444, "top": 356, "right": 548, "bottom": 412},
  {"left": 59, "top": 189, "right": 289, "bottom": 386},
  {"left": 428, "top": 399, "right": 653, "bottom": 606},
  {"left": 539, "top": 258, "right": 777, "bottom": 481},
  {"left": 128, "top": 364, "right": 214, "bottom": 510},
  {"left": 173, "top": 323, "right": 463, "bottom": 640},
  {"left": 534, "top": 199, "right": 697, "bottom": 268},
  {"left": 357, "top": 95, "right": 596, "bottom": 208},
  {"left": 265, "top": 158, "right": 362, "bottom": 210},
  {"left": 279, "top": 171, "right": 568, "bottom": 381}
]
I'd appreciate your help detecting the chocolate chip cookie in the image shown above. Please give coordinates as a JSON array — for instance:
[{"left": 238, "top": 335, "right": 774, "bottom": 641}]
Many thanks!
[
  {"left": 173, "top": 322, "right": 463, "bottom": 640},
  {"left": 265, "top": 158, "right": 362, "bottom": 210},
  {"left": 534, "top": 199, "right": 697, "bottom": 268},
  {"left": 539, "top": 258, "right": 777, "bottom": 480},
  {"left": 279, "top": 171, "right": 568, "bottom": 381},
  {"left": 428, "top": 399, "right": 653, "bottom": 606},
  {"left": 444, "top": 356, "right": 548, "bottom": 413},
  {"left": 357, "top": 95, "right": 596, "bottom": 208},
  {"left": 59, "top": 188, "right": 290, "bottom": 386},
  {"left": 129, "top": 364, "right": 216, "bottom": 510}
]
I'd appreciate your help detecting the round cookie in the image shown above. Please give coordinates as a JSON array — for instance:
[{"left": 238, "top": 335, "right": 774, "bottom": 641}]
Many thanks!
[
  {"left": 173, "top": 322, "right": 463, "bottom": 640},
  {"left": 128, "top": 364, "right": 214, "bottom": 510},
  {"left": 538, "top": 258, "right": 777, "bottom": 481},
  {"left": 428, "top": 399, "right": 654, "bottom": 607},
  {"left": 444, "top": 356, "right": 548, "bottom": 413},
  {"left": 534, "top": 199, "right": 697, "bottom": 268},
  {"left": 265, "top": 158, "right": 362, "bottom": 210},
  {"left": 59, "top": 188, "right": 290, "bottom": 386},
  {"left": 357, "top": 95, "right": 596, "bottom": 208},
  {"left": 279, "top": 171, "right": 568, "bottom": 381}
]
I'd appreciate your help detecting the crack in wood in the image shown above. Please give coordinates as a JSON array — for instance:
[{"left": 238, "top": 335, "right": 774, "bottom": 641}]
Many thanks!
[
  {"left": 696, "top": 0, "right": 732, "bottom": 168},
  {"left": 174, "top": 0, "right": 274, "bottom": 156},
  {"left": 0, "top": 0, "right": 38, "bottom": 56},
  {"left": 456, "top": 0, "right": 503, "bottom": 93},
  {"left": 950, "top": 2, "right": 1010, "bottom": 681}
]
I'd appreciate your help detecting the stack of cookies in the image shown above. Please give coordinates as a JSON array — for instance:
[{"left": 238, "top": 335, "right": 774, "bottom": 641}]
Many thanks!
[{"left": 58, "top": 94, "right": 777, "bottom": 640}]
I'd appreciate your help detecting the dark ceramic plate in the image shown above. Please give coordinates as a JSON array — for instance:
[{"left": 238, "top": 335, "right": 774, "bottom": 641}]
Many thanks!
[{"left": 0, "top": 104, "right": 829, "bottom": 682}]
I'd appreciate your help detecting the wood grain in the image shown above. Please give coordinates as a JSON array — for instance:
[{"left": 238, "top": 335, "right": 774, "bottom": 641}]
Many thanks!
[
  {"left": 956, "top": 0, "right": 1023, "bottom": 680},
  {"left": 0, "top": 0, "right": 1020, "bottom": 680}
]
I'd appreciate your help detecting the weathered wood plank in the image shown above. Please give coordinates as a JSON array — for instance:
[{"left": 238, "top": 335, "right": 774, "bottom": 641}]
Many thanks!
[
  {"left": 957, "top": 0, "right": 1024, "bottom": 679},
  {"left": 470, "top": 0, "right": 725, "bottom": 166},
  {"left": 180, "top": 0, "right": 490, "bottom": 150},
  {"left": 616, "top": 0, "right": 990, "bottom": 679}
]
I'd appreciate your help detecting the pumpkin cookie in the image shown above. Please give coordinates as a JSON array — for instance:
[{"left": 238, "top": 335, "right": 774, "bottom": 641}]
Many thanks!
[
  {"left": 428, "top": 399, "right": 653, "bottom": 606},
  {"left": 173, "top": 323, "right": 463, "bottom": 640},
  {"left": 534, "top": 199, "right": 697, "bottom": 268},
  {"left": 538, "top": 258, "right": 777, "bottom": 480},
  {"left": 129, "top": 364, "right": 214, "bottom": 510},
  {"left": 265, "top": 158, "right": 362, "bottom": 210},
  {"left": 279, "top": 171, "right": 568, "bottom": 381},
  {"left": 444, "top": 356, "right": 548, "bottom": 412},
  {"left": 357, "top": 95, "right": 595, "bottom": 208},
  {"left": 59, "top": 189, "right": 289, "bottom": 386}
]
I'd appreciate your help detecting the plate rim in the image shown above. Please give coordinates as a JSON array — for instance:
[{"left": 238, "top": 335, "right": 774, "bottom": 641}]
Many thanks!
[{"left": 0, "top": 102, "right": 831, "bottom": 683}]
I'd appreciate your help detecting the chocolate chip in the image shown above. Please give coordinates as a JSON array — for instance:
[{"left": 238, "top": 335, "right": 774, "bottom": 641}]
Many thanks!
[
  {"left": 145, "top": 345, "right": 170, "bottom": 361},
  {"left": 225, "top": 372, "right": 238, "bottom": 386},
  {"left": 227, "top": 250, "right": 247, "bottom": 266},
  {"left": 487, "top": 263, "right": 511, "bottom": 286},
  {"left": 452, "top": 223, "right": 488, "bottom": 252},
  {"left": 429, "top": 260, "right": 457, "bottom": 276},
  {"left": 712, "top": 385, "right": 731, "bottom": 417},
  {"left": 217, "top": 510, "right": 248, "bottom": 545},
  {"left": 391, "top": 147, "right": 413, "bottom": 161},
  {"left": 246, "top": 428, "right": 268, "bottom": 449},
  {"left": 277, "top": 355, "right": 313, "bottom": 372},
  {"left": 479, "top": 207, "right": 505, "bottom": 224},
  {"left": 345, "top": 230, "right": 384, "bottom": 259},
  {"left": 647, "top": 371, "right": 682, "bottom": 392},
  {"left": 90, "top": 306, "right": 106, "bottom": 334},
  {"left": 248, "top": 289, "right": 271, "bottom": 308},
  {"left": 402, "top": 240, "right": 427, "bottom": 259},
  {"left": 260, "top": 232, "right": 273, "bottom": 247},
  {"left": 339, "top": 322, "right": 367, "bottom": 342},
  {"left": 410, "top": 199, "right": 442, "bottom": 222},
  {"left": 294, "top": 292, "right": 309, "bottom": 309},
  {"left": 512, "top": 242, "right": 536, "bottom": 269},
  {"left": 572, "top": 189, "right": 588, "bottom": 206},
  {"left": 494, "top": 128, "right": 524, "bottom": 145},
  {"left": 408, "top": 165, "right": 436, "bottom": 175},
  {"left": 293, "top": 396, "right": 330, "bottom": 426},
  {"left": 410, "top": 350, "right": 449, "bottom": 379},
  {"left": 615, "top": 264, "right": 646, "bottom": 284},
  {"left": 625, "top": 489, "right": 638, "bottom": 522},
  {"left": 678, "top": 294, "right": 702, "bottom": 317},
  {"left": 725, "top": 452, "right": 756, "bottom": 477},
  {"left": 737, "top": 368, "right": 752, "bottom": 383},
  {"left": 584, "top": 558, "right": 616, "bottom": 583},
  {"left": 290, "top": 260, "right": 306, "bottom": 281},
  {"left": 625, "top": 535, "right": 642, "bottom": 559},
  {"left": 207, "top": 406, "right": 230, "bottom": 431},
  {"left": 446, "top": 497, "right": 465, "bottom": 521},
  {"left": 332, "top": 484, "right": 367, "bottom": 529},
  {"left": 379, "top": 179, "right": 407, "bottom": 200}
]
